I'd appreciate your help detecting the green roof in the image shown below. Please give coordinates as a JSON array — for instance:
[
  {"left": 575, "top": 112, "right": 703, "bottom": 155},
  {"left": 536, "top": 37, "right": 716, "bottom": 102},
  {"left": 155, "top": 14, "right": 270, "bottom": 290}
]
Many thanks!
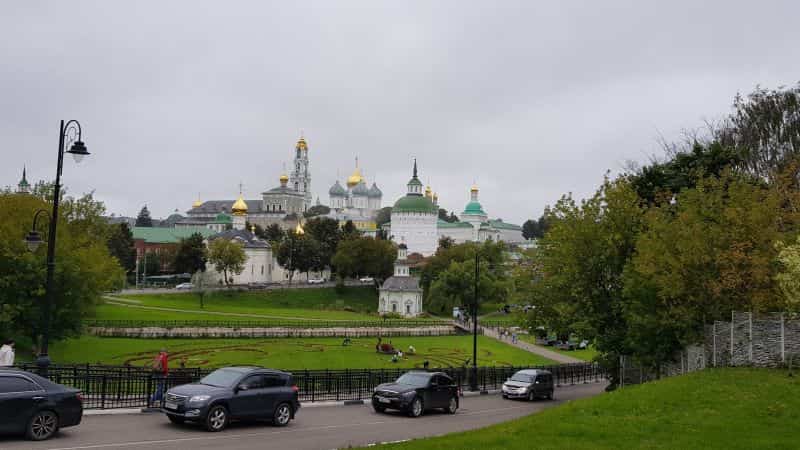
[
  {"left": 437, "top": 219, "right": 473, "bottom": 229},
  {"left": 407, "top": 177, "right": 423, "bottom": 187},
  {"left": 393, "top": 195, "right": 437, "bottom": 214},
  {"left": 462, "top": 201, "right": 487, "bottom": 215},
  {"left": 133, "top": 226, "right": 215, "bottom": 244},
  {"left": 214, "top": 213, "right": 232, "bottom": 224},
  {"left": 487, "top": 219, "right": 522, "bottom": 231}
]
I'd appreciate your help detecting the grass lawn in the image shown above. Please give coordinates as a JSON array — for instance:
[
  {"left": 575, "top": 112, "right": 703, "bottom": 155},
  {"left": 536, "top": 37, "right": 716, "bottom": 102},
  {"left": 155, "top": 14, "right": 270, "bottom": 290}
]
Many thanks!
[
  {"left": 96, "top": 287, "right": 440, "bottom": 322},
  {"left": 370, "top": 368, "right": 800, "bottom": 450},
  {"left": 48, "top": 335, "right": 556, "bottom": 369},
  {"left": 516, "top": 335, "right": 599, "bottom": 361}
]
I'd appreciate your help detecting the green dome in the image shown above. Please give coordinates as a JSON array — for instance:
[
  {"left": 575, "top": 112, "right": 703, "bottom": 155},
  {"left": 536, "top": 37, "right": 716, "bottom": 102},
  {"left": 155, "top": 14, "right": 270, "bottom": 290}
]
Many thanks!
[
  {"left": 462, "top": 201, "right": 486, "bottom": 215},
  {"left": 393, "top": 195, "right": 437, "bottom": 214}
]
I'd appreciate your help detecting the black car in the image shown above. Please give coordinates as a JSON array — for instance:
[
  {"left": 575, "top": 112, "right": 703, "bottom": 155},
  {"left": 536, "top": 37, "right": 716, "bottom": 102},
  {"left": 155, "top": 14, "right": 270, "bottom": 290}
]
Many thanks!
[
  {"left": 163, "top": 367, "right": 300, "bottom": 432},
  {"left": 372, "top": 371, "right": 459, "bottom": 417},
  {"left": 0, "top": 369, "right": 83, "bottom": 441}
]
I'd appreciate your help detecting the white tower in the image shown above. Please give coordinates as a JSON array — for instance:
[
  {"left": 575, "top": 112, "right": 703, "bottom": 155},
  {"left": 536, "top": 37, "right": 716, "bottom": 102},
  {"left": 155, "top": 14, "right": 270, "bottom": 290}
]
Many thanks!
[{"left": 291, "top": 135, "right": 312, "bottom": 211}]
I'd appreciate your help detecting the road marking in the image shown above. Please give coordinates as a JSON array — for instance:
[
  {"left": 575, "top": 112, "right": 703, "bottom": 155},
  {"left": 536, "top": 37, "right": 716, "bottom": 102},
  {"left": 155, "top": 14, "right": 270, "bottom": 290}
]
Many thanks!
[{"left": 45, "top": 402, "right": 540, "bottom": 450}]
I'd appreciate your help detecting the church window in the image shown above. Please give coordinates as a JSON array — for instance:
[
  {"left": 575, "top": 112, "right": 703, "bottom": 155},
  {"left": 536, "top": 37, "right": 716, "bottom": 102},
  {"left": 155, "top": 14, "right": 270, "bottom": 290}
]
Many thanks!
[
  {"left": 406, "top": 304, "right": 411, "bottom": 315},
  {"left": 261, "top": 265, "right": 264, "bottom": 275},
  {"left": 392, "top": 303, "right": 397, "bottom": 313}
]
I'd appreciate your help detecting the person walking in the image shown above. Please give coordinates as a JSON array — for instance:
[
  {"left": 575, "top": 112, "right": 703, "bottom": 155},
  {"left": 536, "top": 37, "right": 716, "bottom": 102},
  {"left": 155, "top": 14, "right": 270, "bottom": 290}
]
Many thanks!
[
  {"left": 150, "top": 348, "right": 169, "bottom": 406},
  {"left": 0, "top": 339, "right": 15, "bottom": 367}
]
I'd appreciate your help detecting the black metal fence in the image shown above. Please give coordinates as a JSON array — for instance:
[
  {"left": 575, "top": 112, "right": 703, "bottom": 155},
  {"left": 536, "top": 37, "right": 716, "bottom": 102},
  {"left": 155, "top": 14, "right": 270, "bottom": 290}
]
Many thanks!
[
  {"left": 85, "top": 319, "right": 448, "bottom": 329},
  {"left": 14, "top": 363, "right": 604, "bottom": 410}
]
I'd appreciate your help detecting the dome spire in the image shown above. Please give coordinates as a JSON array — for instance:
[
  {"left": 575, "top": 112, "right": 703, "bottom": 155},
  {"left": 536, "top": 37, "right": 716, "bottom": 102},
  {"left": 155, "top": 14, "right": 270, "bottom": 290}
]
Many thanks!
[{"left": 232, "top": 182, "right": 248, "bottom": 216}]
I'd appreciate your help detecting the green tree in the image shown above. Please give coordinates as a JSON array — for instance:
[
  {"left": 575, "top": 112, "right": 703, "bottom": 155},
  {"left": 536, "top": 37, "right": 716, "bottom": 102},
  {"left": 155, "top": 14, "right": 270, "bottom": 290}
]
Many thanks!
[
  {"left": 304, "top": 204, "right": 331, "bottom": 218},
  {"left": 341, "top": 220, "right": 360, "bottom": 240},
  {"left": 137, "top": 251, "right": 161, "bottom": 277},
  {"left": 275, "top": 231, "right": 319, "bottom": 283},
  {"left": 207, "top": 238, "right": 246, "bottom": 286},
  {"left": 172, "top": 232, "right": 207, "bottom": 275},
  {"left": 332, "top": 237, "right": 395, "bottom": 286},
  {"left": 0, "top": 192, "right": 124, "bottom": 345},
  {"left": 438, "top": 208, "right": 459, "bottom": 223},
  {"left": 522, "top": 219, "right": 539, "bottom": 240},
  {"left": 304, "top": 217, "right": 341, "bottom": 270},
  {"left": 535, "top": 177, "right": 644, "bottom": 385},
  {"left": 427, "top": 253, "right": 510, "bottom": 316},
  {"left": 438, "top": 236, "right": 455, "bottom": 250},
  {"left": 776, "top": 235, "right": 800, "bottom": 312},
  {"left": 717, "top": 83, "right": 800, "bottom": 180},
  {"left": 624, "top": 170, "right": 796, "bottom": 368},
  {"left": 135, "top": 205, "right": 153, "bottom": 227},
  {"left": 375, "top": 207, "right": 392, "bottom": 227},
  {"left": 107, "top": 223, "right": 136, "bottom": 274},
  {"left": 263, "top": 223, "right": 285, "bottom": 245}
]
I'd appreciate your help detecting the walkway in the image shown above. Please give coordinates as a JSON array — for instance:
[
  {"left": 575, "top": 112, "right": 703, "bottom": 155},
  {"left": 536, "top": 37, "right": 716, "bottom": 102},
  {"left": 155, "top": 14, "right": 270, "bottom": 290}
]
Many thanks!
[{"left": 455, "top": 320, "right": 583, "bottom": 364}]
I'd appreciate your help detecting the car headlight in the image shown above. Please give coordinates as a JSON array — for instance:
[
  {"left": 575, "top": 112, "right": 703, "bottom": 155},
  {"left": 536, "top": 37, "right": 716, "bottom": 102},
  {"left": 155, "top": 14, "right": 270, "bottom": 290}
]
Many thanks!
[{"left": 189, "top": 395, "right": 211, "bottom": 403}]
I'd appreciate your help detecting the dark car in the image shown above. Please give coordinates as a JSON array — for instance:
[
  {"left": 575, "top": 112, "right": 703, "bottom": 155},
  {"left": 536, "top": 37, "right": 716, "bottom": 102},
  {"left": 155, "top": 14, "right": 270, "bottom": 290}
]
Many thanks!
[
  {"left": 501, "top": 369, "right": 554, "bottom": 401},
  {"left": 0, "top": 369, "right": 83, "bottom": 441},
  {"left": 162, "top": 367, "right": 300, "bottom": 432},
  {"left": 372, "top": 371, "right": 459, "bottom": 417}
]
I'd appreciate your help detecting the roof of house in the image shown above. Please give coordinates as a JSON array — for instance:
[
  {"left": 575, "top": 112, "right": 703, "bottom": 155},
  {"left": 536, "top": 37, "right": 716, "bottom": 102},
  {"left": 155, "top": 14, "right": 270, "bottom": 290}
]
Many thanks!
[
  {"left": 189, "top": 200, "right": 263, "bottom": 215},
  {"left": 133, "top": 226, "right": 216, "bottom": 244},
  {"left": 380, "top": 275, "right": 422, "bottom": 292},
  {"left": 209, "top": 229, "right": 270, "bottom": 249},
  {"left": 487, "top": 219, "right": 523, "bottom": 231},
  {"left": 393, "top": 195, "right": 437, "bottom": 214},
  {"left": 462, "top": 201, "right": 487, "bottom": 216},
  {"left": 437, "top": 219, "right": 473, "bottom": 229}
]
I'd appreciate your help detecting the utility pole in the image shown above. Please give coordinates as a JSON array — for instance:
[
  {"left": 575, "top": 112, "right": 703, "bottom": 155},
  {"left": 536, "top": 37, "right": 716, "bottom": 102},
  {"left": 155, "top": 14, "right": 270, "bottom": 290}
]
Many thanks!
[{"left": 471, "top": 251, "right": 479, "bottom": 392}]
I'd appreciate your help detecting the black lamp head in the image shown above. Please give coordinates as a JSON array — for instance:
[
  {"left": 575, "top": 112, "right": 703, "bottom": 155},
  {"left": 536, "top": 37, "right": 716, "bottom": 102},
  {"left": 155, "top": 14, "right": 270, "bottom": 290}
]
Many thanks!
[
  {"left": 67, "top": 140, "right": 90, "bottom": 163},
  {"left": 24, "top": 230, "right": 44, "bottom": 252}
]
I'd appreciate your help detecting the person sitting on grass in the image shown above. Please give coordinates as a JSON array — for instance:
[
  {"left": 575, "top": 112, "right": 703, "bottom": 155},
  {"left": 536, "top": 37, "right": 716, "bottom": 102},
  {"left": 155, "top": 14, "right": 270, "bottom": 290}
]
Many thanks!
[
  {"left": 343, "top": 337, "right": 352, "bottom": 346},
  {"left": 408, "top": 345, "right": 416, "bottom": 355},
  {"left": 391, "top": 354, "right": 399, "bottom": 363}
]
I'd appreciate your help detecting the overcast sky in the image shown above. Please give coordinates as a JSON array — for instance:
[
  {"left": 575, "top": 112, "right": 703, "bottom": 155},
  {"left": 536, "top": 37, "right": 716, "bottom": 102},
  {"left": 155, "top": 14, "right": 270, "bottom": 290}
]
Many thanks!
[{"left": 2, "top": 1, "right": 799, "bottom": 225}]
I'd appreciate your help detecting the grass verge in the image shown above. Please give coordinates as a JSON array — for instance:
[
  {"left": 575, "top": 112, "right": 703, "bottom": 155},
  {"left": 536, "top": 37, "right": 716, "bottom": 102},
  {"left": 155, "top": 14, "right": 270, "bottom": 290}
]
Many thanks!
[{"left": 369, "top": 368, "right": 800, "bottom": 450}]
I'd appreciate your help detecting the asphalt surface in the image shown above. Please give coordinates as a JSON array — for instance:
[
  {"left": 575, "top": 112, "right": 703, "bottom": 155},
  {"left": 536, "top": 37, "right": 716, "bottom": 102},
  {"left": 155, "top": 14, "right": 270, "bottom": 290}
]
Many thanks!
[{"left": 0, "top": 383, "right": 605, "bottom": 450}]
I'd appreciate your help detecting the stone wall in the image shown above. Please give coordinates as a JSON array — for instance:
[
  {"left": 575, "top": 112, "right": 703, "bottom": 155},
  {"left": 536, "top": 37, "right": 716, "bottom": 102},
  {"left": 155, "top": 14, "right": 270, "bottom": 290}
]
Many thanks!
[
  {"left": 707, "top": 312, "right": 800, "bottom": 368},
  {"left": 88, "top": 326, "right": 456, "bottom": 339}
]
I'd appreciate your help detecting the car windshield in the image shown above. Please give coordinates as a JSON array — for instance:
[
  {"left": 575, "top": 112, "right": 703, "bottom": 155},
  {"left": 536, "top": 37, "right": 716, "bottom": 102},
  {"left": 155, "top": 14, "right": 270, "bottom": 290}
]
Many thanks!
[
  {"left": 510, "top": 373, "right": 535, "bottom": 383},
  {"left": 395, "top": 373, "right": 431, "bottom": 388},
  {"left": 200, "top": 369, "right": 242, "bottom": 388}
]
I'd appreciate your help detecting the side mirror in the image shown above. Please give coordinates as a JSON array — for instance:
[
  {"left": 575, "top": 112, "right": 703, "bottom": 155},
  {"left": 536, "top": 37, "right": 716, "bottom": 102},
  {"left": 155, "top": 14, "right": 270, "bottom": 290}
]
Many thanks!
[{"left": 236, "top": 385, "right": 249, "bottom": 392}]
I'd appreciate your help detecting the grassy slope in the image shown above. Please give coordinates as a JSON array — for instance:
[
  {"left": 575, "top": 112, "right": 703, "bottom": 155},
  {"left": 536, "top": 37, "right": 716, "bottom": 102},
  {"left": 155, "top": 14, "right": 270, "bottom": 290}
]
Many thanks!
[
  {"left": 97, "top": 287, "right": 436, "bottom": 322},
  {"left": 374, "top": 368, "right": 800, "bottom": 450},
  {"left": 48, "top": 335, "right": 555, "bottom": 369}
]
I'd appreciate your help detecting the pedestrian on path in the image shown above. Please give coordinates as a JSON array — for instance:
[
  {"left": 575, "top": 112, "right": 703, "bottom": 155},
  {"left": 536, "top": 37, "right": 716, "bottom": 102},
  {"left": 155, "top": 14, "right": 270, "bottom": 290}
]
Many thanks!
[
  {"left": 0, "top": 339, "right": 15, "bottom": 366},
  {"left": 150, "top": 348, "right": 169, "bottom": 406}
]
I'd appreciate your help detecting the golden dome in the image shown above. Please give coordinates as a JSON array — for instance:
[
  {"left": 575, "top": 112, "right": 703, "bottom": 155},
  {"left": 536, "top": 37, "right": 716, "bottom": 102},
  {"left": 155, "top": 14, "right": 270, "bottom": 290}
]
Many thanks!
[
  {"left": 296, "top": 137, "right": 308, "bottom": 151},
  {"left": 232, "top": 195, "right": 248, "bottom": 216},
  {"left": 433, "top": 192, "right": 438, "bottom": 201},
  {"left": 470, "top": 184, "right": 479, "bottom": 192},
  {"left": 192, "top": 198, "right": 202, "bottom": 208},
  {"left": 347, "top": 167, "right": 363, "bottom": 188},
  {"left": 295, "top": 222, "right": 305, "bottom": 235},
  {"left": 279, "top": 173, "right": 289, "bottom": 184},
  {"left": 425, "top": 185, "right": 433, "bottom": 198}
]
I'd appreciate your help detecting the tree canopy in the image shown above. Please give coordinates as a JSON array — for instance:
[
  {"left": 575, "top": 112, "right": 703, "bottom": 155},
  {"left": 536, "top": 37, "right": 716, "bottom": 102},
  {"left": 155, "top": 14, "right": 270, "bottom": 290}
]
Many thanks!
[
  {"left": 207, "top": 238, "right": 246, "bottom": 286},
  {"left": 332, "top": 237, "right": 395, "bottom": 286},
  {"left": 135, "top": 205, "right": 153, "bottom": 227},
  {"left": 107, "top": 223, "right": 136, "bottom": 274},
  {"left": 172, "top": 232, "right": 207, "bottom": 275}
]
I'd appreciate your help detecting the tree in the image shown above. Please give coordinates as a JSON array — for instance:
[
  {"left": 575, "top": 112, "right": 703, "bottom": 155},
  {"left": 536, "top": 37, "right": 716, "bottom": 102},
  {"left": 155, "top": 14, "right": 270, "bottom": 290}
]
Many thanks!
[
  {"left": 137, "top": 252, "right": 161, "bottom": 277},
  {"left": 522, "top": 219, "right": 539, "bottom": 240},
  {"left": 304, "top": 204, "right": 331, "bottom": 218},
  {"left": 438, "top": 236, "right": 455, "bottom": 250},
  {"left": 275, "top": 231, "right": 320, "bottom": 283},
  {"left": 332, "top": 237, "right": 395, "bottom": 286},
  {"left": 341, "top": 220, "right": 359, "bottom": 240},
  {"left": 438, "top": 208, "right": 459, "bottom": 223},
  {"left": 107, "top": 223, "right": 136, "bottom": 274},
  {"left": 207, "top": 238, "right": 246, "bottom": 286},
  {"left": 173, "top": 232, "right": 207, "bottom": 275},
  {"left": 427, "top": 253, "right": 510, "bottom": 316},
  {"left": 304, "top": 217, "right": 341, "bottom": 270},
  {"left": 375, "top": 207, "right": 392, "bottom": 227},
  {"left": 717, "top": 83, "right": 800, "bottom": 180},
  {"left": 0, "top": 191, "right": 124, "bottom": 345},
  {"left": 263, "top": 223, "right": 285, "bottom": 245},
  {"left": 776, "top": 235, "right": 800, "bottom": 312},
  {"left": 535, "top": 177, "right": 644, "bottom": 386},
  {"left": 135, "top": 205, "right": 153, "bottom": 227},
  {"left": 623, "top": 170, "right": 796, "bottom": 367}
]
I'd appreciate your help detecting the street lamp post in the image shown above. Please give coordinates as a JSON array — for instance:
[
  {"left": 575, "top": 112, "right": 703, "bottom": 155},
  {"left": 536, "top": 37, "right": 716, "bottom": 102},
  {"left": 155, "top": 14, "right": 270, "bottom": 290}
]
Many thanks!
[
  {"left": 35, "top": 120, "right": 90, "bottom": 374},
  {"left": 470, "top": 251, "right": 479, "bottom": 391}
]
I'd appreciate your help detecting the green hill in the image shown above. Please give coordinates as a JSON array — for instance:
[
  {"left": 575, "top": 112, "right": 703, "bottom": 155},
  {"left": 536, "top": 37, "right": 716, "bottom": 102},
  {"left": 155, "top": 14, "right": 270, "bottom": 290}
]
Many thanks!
[{"left": 375, "top": 368, "right": 800, "bottom": 450}]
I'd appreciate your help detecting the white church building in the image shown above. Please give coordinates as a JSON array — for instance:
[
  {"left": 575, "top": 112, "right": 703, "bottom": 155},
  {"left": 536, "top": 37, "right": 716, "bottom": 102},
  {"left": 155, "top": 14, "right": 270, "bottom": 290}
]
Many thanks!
[{"left": 378, "top": 243, "right": 423, "bottom": 317}]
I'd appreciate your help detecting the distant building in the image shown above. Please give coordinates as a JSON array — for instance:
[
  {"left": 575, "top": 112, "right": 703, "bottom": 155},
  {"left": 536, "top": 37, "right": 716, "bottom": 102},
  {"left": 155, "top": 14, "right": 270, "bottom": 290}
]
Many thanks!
[
  {"left": 132, "top": 226, "right": 216, "bottom": 273},
  {"left": 379, "top": 243, "right": 422, "bottom": 317},
  {"left": 16, "top": 166, "right": 30, "bottom": 194},
  {"left": 387, "top": 160, "right": 439, "bottom": 256}
]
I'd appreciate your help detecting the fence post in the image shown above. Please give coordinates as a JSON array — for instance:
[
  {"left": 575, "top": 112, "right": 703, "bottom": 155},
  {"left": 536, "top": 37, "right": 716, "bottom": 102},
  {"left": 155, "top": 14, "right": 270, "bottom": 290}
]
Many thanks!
[
  {"left": 100, "top": 374, "right": 107, "bottom": 409},
  {"left": 619, "top": 355, "right": 624, "bottom": 388},
  {"left": 781, "top": 313, "right": 786, "bottom": 364},
  {"left": 730, "top": 311, "right": 734, "bottom": 364},
  {"left": 749, "top": 311, "right": 754, "bottom": 364},
  {"left": 712, "top": 322, "right": 717, "bottom": 367}
]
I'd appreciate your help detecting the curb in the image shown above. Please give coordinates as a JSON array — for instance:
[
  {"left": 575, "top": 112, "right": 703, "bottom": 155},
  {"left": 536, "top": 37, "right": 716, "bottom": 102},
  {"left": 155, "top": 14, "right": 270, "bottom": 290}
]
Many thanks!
[{"left": 82, "top": 391, "right": 503, "bottom": 416}]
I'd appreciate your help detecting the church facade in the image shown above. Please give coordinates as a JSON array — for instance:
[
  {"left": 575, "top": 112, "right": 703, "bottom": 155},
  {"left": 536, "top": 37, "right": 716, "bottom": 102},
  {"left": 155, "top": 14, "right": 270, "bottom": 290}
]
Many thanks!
[
  {"left": 326, "top": 160, "right": 383, "bottom": 237},
  {"left": 378, "top": 243, "right": 423, "bottom": 317}
]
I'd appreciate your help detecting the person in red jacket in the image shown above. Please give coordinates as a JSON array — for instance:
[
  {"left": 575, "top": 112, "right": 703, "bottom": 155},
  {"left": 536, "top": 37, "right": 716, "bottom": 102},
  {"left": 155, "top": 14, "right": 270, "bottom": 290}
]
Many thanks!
[{"left": 150, "top": 348, "right": 169, "bottom": 406}]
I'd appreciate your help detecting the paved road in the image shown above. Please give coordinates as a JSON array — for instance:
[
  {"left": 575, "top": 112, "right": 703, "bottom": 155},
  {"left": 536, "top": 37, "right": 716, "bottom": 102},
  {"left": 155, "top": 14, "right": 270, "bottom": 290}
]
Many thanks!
[{"left": 0, "top": 383, "right": 605, "bottom": 450}]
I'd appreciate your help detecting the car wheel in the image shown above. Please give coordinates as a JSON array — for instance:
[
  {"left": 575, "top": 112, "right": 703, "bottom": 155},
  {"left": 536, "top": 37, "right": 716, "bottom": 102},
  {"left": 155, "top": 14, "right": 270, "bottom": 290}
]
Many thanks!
[
  {"left": 205, "top": 405, "right": 229, "bottom": 432},
  {"left": 548, "top": 390, "right": 555, "bottom": 400},
  {"left": 408, "top": 397, "right": 424, "bottom": 418},
  {"left": 528, "top": 390, "right": 536, "bottom": 402},
  {"left": 445, "top": 396, "right": 458, "bottom": 414},
  {"left": 373, "top": 404, "right": 386, "bottom": 413},
  {"left": 168, "top": 415, "right": 186, "bottom": 425},
  {"left": 273, "top": 403, "right": 292, "bottom": 427},
  {"left": 501, "top": 394, "right": 508, "bottom": 399},
  {"left": 27, "top": 410, "right": 59, "bottom": 441}
]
